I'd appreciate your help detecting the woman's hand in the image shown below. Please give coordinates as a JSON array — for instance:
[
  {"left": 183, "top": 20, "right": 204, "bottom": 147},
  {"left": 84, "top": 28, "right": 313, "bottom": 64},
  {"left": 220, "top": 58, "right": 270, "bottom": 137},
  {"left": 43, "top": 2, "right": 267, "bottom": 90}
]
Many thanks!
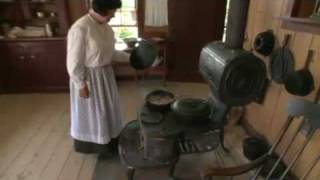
[{"left": 79, "top": 83, "right": 89, "bottom": 98}]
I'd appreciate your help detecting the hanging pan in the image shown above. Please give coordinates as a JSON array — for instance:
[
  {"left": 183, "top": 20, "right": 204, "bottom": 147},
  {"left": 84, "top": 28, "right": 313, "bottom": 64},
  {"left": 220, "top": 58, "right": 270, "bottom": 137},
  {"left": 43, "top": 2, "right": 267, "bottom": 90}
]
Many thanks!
[
  {"left": 254, "top": 30, "right": 275, "bottom": 56},
  {"left": 270, "top": 34, "right": 294, "bottom": 84},
  {"left": 285, "top": 50, "right": 315, "bottom": 96}
]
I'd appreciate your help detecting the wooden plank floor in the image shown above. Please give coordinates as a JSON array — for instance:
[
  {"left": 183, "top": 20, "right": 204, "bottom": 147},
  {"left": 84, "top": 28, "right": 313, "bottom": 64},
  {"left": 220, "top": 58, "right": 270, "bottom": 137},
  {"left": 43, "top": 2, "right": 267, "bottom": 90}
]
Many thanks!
[{"left": 0, "top": 81, "right": 251, "bottom": 180}]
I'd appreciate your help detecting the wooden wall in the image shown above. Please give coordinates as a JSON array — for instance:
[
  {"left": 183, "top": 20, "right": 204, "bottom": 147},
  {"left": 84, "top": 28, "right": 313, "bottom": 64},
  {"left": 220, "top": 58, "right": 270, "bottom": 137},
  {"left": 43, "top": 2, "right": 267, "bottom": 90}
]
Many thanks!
[
  {"left": 67, "top": 0, "right": 89, "bottom": 23},
  {"left": 243, "top": 0, "right": 320, "bottom": 179}
]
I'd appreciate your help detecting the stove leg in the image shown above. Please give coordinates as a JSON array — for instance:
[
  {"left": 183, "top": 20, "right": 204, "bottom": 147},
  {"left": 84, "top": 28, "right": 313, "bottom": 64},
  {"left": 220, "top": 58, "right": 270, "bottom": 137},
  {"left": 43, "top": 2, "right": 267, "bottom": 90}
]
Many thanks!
[
  {"left": 169, "top": 155, "right": 180, "bottom": 179},
  {"left": 127, "top": 168, "right": 135, "bottom": 180},
  {"left": 169, "top": 162, "right": 177, "bottom": 178}
]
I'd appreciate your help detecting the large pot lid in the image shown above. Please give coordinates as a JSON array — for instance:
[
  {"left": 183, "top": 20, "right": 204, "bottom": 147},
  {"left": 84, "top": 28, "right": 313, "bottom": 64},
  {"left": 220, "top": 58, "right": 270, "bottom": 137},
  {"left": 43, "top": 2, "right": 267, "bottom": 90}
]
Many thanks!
[{"left": 171, "top": 98, "right": 211, "bottom": 119}]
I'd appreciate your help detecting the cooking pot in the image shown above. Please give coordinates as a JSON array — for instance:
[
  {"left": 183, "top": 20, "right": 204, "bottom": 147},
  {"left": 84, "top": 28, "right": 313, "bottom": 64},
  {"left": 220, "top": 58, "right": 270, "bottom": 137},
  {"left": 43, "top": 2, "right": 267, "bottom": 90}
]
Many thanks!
[
  {"left": 254, "top": 30, "right": 275, "bottom": 56},
  {"left": 243, "top": 137, "right": 268, "bottom": 161},
  {"left": 171, "top": 98, "right": 211, "bottom": 125},
  {"left": 145, "top": 89, "right": 175, "bottom": 112},
  {"left": 129, "top": 40, "right": 157, "bottom": 70}
]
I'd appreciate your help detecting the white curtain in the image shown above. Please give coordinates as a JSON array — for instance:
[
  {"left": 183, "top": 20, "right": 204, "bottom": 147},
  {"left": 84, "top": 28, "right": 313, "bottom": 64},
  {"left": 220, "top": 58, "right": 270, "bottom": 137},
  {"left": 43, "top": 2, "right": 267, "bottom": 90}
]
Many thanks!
[{"left": 144, "top": 0, "right": 168, "bottom": 27}]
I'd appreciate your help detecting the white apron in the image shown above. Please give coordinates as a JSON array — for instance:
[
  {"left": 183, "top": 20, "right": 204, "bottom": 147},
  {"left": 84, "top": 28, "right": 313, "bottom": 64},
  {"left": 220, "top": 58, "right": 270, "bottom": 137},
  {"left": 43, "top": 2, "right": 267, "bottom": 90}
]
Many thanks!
[
  {"left": 70, "top": 65, "right": 123, "bottom": 144},
  {"left": 67, "top": 15, "right": 126, "bottom": 144}
]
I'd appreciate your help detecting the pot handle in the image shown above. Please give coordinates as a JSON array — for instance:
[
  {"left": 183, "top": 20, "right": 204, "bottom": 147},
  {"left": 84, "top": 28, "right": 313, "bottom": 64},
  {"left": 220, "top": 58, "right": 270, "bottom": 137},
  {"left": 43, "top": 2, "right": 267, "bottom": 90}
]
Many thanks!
[
  {"left": 304, "top": 50, "right": 314, "bottom": 70},
  {"left": 314, "top": 86, "right": 320, "bottom": 103},
  {"left": 283, "top": 34, "right": 291, "bottom": 48}
]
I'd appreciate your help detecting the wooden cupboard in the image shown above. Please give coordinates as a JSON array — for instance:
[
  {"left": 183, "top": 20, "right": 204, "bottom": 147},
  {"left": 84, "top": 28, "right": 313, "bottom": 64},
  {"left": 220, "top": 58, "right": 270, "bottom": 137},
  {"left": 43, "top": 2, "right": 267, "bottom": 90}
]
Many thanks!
[{"left": 0, "top": 39, "right": 68, "bottom": 92}]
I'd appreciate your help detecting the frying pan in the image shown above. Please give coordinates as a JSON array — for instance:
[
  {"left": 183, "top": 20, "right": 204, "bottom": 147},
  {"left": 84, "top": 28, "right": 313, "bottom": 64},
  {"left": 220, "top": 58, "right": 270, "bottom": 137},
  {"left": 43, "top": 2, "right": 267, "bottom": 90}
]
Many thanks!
[
  {"left": 285, "top": 50, "right": 315, "bottom": 96},
  {"left": 270, "top": 34, "right": 294, "bottom": 84}
]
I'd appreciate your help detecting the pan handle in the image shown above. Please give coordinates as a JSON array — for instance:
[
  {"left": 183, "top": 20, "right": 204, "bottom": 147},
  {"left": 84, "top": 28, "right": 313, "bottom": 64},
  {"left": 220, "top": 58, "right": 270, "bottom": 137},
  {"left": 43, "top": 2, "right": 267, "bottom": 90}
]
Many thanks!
[
  {"left": 304, "top": 50, "right": 314, "bottom": 70},
  {"left": 283, "top": 34, "right": 291, "bottom": 48},
  {"left": 313, "top": 85, "right": 320, "bottom": 103}
]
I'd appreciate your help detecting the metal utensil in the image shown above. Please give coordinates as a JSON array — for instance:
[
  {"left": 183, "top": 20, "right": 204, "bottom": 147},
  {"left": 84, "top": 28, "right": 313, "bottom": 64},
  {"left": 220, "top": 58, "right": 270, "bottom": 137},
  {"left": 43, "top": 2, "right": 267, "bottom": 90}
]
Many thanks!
[
  {"left": 266, "top": 87, "right": 320, "bottom": 179},
  {"left": 278, "top": 89, "right": 320, "bottom": 180},
  {"left": 300, "top": 156, "right": 320, "bottom": 180},
  {"left": 285, "top": 50, "right": 315, "bottom": 96},
  {"left": 252, "top": 90, "right": 320, "bottom": 179},
  {"left": 270, "top": 34, "right": 294, "bottom": 84},
  {"left": 252, "top": 116, "right": 295, "bottom": 180}
]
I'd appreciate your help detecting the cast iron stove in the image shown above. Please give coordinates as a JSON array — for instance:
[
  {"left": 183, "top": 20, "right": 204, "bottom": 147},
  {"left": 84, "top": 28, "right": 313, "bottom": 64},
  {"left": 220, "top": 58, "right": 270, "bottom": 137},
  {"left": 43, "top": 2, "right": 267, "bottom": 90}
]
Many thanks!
[
  {"left": 119, "top": 0, "right": 268, "bottom": 179},
  {"left": 119, "top": 103, "right": 220, "bottom": 180}
]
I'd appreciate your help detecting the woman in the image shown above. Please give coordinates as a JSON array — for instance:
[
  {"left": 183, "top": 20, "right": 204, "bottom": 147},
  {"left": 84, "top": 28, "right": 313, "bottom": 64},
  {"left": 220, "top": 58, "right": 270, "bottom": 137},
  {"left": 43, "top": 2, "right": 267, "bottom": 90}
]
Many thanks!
[{"left": 67, "top": 0, "right": 127, "bottom": 154}]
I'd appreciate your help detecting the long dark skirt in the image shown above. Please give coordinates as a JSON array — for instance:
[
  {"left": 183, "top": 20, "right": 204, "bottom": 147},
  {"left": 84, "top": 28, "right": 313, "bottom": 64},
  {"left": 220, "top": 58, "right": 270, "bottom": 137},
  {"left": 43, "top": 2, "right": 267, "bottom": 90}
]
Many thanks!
[{"left": 74, "top": 138, "right": 119, "bottom": 154}]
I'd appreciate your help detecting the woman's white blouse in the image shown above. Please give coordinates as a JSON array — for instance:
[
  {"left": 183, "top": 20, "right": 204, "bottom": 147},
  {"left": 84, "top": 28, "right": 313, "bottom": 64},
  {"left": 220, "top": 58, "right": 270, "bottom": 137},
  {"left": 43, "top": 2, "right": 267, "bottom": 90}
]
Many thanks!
[{"left": 67, "top": 14, "right": 128, "bottom": 89}]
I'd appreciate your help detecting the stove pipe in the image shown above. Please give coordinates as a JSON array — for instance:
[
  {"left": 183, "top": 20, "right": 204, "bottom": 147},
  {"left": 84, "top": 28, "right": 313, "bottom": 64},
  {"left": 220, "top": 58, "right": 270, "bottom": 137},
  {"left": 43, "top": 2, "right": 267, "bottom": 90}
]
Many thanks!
[
  {"left": 199, "top": 0, "right": 267, "bottom": 106},
  {"left": 225, "top": 0, "right": 249, "bottom": 49}
]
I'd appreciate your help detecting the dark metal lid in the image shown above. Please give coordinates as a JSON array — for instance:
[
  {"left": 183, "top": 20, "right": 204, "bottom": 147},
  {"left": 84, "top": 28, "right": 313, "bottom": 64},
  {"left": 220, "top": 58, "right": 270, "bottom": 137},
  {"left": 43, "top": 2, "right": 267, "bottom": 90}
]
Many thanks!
[{"left": 171, "top": 98, "right": 211, "bottom": 120}]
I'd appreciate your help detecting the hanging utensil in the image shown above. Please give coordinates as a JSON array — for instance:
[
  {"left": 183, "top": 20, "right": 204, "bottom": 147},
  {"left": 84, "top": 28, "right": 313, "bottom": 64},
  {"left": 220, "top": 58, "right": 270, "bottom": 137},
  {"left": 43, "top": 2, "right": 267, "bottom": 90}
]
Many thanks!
[
  {"left": 252, "top": 116, "right": 295, "bottom": 180},
  {"left": 254, "top": 30, "right": 275, "bottom": 56},
  {"left": 278, "top": 89, "right": 320, "bottom": 180},
  {"left": 266, "top": 87, "right": 320, "bottom": 179},
  {"left": 300, "top": 156, "right": 320, "bottom": 180},
  {"left": 278, "top": 129, "right": 316, "bottom": 180},
  {"left": 252, "top": 89, "right": 320, "bottom": 180},
  {"left": 285, "top": 50, "right": 315, "bottom": 96},
  {"left": 270, "top": 34, "right": 294, "bottom": 84}
]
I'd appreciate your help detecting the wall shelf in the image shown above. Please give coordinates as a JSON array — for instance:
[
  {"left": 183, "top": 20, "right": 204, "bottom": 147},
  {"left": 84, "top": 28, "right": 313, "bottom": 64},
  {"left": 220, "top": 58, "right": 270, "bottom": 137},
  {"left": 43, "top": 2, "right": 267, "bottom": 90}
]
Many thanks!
[
  {"left": 281, "top": 0, "right": 320, "bottom": 34},
  {"left": 281, "top": 17, "right": 320, "bottom": 34}
]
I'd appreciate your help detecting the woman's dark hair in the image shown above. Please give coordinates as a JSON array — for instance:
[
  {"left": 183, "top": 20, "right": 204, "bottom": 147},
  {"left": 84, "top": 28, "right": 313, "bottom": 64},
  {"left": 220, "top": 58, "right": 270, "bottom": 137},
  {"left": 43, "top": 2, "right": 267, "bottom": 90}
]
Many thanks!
[{"left": 92, "top": 0, "right": 122, "bottom": 15}]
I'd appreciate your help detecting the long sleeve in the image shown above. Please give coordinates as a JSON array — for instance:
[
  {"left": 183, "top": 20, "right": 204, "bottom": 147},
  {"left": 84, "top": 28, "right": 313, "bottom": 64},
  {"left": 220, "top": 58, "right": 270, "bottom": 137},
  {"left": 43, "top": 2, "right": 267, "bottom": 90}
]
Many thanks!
[{"left": 67, "top": 26, "right": 87, "bottom": 89}]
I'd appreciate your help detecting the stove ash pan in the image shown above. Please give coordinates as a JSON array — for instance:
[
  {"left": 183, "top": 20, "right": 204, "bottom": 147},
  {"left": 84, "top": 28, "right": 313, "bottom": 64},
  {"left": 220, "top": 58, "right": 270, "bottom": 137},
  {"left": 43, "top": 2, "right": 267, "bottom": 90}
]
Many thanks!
[{"left": 199, "top": 42, "right": 267, "bottom": 106}]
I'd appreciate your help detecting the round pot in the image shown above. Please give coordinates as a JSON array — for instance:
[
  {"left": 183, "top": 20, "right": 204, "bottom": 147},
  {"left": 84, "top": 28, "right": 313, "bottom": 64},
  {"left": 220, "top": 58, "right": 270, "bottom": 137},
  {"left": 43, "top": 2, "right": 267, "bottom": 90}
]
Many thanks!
[
  {"left": 130, "top": 40, "right": 157, "bottom": 70},
  {"left": 243, "top": 137, "right": 268, "bottom": 161},
  {"left": 254, "top": 30, "right": 275, "bottom": 56},
  {"left": 171, "top": 98, "right": 211, "bottom": 125},
  {"left": 145, "top": 90, "right": 175, "bottom": 112}
]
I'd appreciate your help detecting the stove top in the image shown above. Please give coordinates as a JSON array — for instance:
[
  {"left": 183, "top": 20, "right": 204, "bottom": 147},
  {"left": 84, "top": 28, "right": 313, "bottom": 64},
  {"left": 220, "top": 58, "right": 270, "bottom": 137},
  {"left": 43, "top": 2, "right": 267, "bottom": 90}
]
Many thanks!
[{"left": 139, "top": 105, "right": 183, "bottom": 138}]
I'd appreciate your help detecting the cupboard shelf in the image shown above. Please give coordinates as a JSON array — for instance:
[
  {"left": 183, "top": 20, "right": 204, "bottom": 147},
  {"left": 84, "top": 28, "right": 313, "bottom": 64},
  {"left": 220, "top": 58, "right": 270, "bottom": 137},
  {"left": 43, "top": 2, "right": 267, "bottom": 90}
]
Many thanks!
[{"left": 0, "top": 0, "right": 70, "bottom": 93}]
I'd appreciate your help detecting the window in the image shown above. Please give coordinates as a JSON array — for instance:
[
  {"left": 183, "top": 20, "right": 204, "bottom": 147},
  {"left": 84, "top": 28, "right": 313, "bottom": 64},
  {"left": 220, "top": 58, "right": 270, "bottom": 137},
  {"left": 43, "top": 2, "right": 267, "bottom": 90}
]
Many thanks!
[{"left": 109, "top": 0, "right": 138, "bottom": 39}]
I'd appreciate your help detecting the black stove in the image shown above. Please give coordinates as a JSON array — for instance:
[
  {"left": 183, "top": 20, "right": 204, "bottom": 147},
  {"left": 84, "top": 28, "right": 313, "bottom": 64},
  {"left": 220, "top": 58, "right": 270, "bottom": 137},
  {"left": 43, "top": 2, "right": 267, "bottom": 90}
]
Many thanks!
[
  {"left": 119, "top": 0, "right": 268, "bottom": 179},
  {"left": 119, "top": 103, "right": 220, "bottom": 180}
]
